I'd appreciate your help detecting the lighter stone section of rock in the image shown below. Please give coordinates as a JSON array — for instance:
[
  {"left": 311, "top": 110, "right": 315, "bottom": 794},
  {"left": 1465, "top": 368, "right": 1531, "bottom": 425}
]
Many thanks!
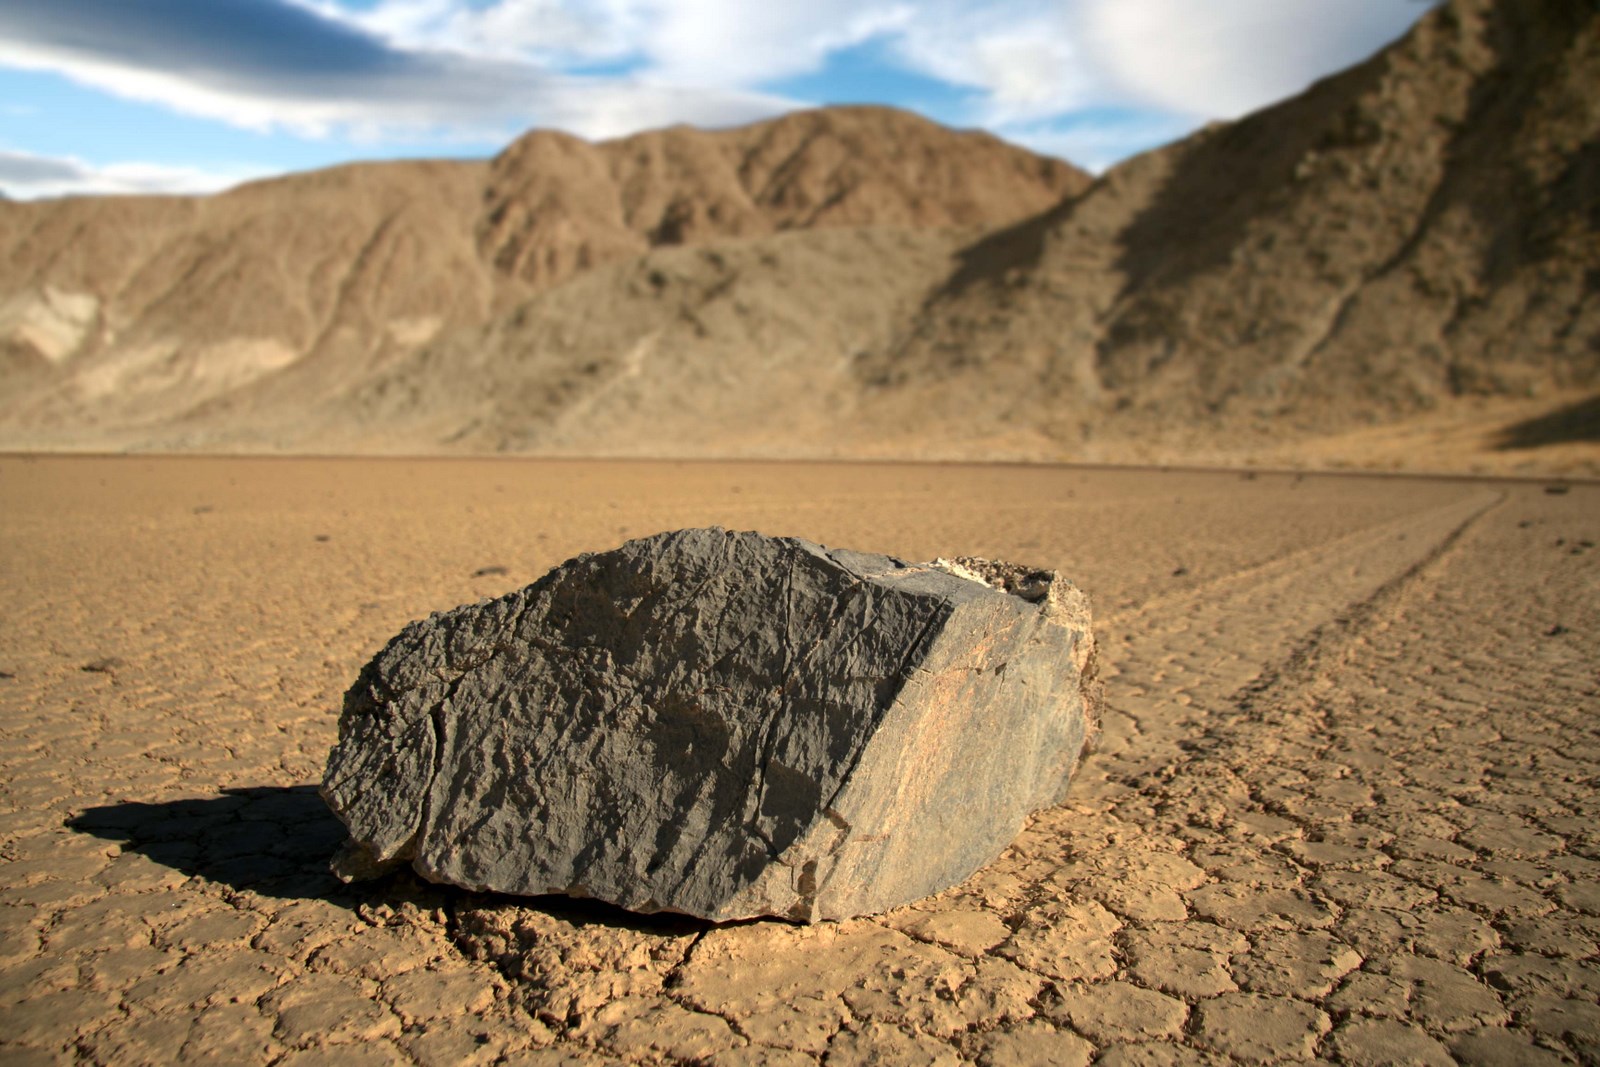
[{"left": 321, "top": 527, "right": 1099, "bottom": 922}]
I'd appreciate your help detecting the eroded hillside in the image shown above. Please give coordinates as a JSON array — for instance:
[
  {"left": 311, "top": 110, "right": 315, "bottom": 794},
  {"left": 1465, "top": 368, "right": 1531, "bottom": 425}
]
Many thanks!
[{"left": 0, "top": 0, "right": 1594, "bottom": 473}]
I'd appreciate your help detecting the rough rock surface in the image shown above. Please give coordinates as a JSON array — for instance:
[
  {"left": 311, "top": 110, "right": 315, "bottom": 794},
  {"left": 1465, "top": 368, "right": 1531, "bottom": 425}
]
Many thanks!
[{"left": 321, "top": 528, "right": 1099, "bottom": 922}]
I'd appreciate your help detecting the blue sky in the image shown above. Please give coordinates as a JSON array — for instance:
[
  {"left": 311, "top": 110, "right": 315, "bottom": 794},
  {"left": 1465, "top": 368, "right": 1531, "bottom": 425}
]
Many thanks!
[{"left": 0, "top": 0, "right": 1431, "bottom": 198}]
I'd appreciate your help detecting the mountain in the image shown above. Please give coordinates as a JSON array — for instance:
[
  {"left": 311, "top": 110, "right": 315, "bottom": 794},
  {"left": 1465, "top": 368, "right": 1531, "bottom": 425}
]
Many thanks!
[
  {"left": 868, "top": 0, "right": 1599, "bottom": 460},
  {"left": 0, "top": 0, "right": 1595, "bottom": 472},
  {"left": 0, "top": 159, "right": 496, "bottom": 433},
  {"left": 0, "top": 107, "right": 1084, "bottom": 450},
  {"left": 480, "top": 107, "right": 1087, "bottom": 287}
]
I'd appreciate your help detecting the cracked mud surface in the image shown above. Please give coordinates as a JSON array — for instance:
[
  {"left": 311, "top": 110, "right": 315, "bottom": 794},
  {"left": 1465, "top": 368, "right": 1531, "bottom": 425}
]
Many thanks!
[{"left": 1, "top": 456, "right": 1596, "bottom": 1064}]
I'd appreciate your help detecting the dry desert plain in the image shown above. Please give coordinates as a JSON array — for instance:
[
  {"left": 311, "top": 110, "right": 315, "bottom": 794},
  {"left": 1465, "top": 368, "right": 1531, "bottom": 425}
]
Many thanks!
[{"left": 1, "top": 455, "right": 1597, "bottom": 1065}]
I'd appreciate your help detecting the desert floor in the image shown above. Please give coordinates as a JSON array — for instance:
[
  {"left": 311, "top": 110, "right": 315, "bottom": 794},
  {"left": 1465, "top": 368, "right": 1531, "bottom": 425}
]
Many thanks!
[{"left": 0, "top": 455, "right": 1596, "bottom": 1065}]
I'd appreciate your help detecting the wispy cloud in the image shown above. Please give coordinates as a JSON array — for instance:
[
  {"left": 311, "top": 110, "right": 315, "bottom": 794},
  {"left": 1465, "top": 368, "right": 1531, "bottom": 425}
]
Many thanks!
[
  {"left": 0, "top": 0, "right": 1429, "bottom": 188},
  {"left": 995, "top": 111, "right": 1199, "bottom": 174},
  {"left": 1077, "top": 0, "right": 1429, "bottom": 118},
  {"left": 0, "top": 148, "right": 266, "bottom": 199},
  {"left": 0, "top": 0, "right": 794, "bottom": 143},
  {"left": 295, "top": 0, "right": 650, "bottom": 66}
]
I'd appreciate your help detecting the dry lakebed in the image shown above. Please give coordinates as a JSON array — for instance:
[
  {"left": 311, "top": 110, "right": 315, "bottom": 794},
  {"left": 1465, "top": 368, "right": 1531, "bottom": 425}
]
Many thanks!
[{"left": 0, "top": 455, "right": 1596, "bottom": 1065}]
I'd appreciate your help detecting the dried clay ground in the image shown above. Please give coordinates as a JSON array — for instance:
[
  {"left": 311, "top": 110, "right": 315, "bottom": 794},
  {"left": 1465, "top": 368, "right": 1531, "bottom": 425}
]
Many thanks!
[{"left": 1, "top": 456, "right": 1597, "bottom": 1065}]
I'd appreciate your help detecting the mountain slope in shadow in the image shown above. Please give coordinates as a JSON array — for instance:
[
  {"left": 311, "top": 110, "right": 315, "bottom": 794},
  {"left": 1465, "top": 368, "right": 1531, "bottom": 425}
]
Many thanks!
[{"left": 870, "top": 0, "right": 1599, "bottom": 459}]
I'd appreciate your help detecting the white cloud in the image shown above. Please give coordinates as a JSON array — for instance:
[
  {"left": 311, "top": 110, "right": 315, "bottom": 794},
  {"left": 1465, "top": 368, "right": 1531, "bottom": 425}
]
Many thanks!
[
  {"left": 0, "top": 0, "right": 797, "bottom": 144},
  {"left": 314, "top": 0, "right": 916, "bottom": 87},
  {"left": 291, "top": 0, "right": 651, "bottom": 65},
  {"left": 0, "top": 149, "right": 266, "bottom": 199},
  {"left": 997, "top": 112, "right": 1199, "bottom": 173},
  {"left": 0, "top": 0, "right": 1432, "bottom": 175},
  {"left": 0, "top": 35, "right": 791, "bottom": 144},
  {"left": 640, "top": 1, "right": 910, "bottom": 88},
  {"left": 305, "top": 0, "right": 1098, "bottom": 123},
  {"left": 971, "top": 33, "right": 1081, "bottom": 119},
  {"left": 883, "top": 3, "right": 1093, "bottom": 126},
  {"left": 1076, "top": 0, "right": 1429, "bottom": 118}
]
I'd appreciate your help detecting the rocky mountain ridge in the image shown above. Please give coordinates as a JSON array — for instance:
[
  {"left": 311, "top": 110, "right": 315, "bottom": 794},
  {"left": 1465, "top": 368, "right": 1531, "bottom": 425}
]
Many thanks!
[
  {"left": 0, "top": 107, "right": 1083, "bottom": 449},
  {"left": 0, "top": 0, "right": 1594, "bottom": 473},
  {"left": 874, "top": 0, "right": 1599, "bottom": 459}
]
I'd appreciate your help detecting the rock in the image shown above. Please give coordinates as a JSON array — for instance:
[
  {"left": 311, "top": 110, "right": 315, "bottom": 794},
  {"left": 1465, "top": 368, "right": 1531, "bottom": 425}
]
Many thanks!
[{"left": 320, "top": 527, "right": 1099, "bottom": 922}]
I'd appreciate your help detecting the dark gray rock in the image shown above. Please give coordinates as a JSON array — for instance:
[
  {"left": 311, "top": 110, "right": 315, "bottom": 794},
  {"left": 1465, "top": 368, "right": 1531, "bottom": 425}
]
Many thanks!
[{"left": 321, "top": 528, "right": 1099, "bottom": 922}]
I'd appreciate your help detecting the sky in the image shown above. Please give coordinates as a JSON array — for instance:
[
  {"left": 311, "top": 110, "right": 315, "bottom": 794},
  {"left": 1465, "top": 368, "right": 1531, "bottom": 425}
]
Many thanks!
[{"left": 0, "top": 0, "right": 1433, "bottom": 199}]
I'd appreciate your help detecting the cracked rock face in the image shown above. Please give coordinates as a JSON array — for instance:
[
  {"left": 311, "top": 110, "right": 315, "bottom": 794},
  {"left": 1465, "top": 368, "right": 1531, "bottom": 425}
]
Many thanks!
[{"left": 321, "top": 528, "right": 1099, "bottom": 922}]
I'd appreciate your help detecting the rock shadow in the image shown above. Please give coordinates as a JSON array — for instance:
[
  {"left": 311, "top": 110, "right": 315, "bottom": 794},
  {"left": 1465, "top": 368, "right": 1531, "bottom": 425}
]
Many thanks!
[
  {"left": 460, "top": 892, "right": 720, "bottom": 940},
  {"left": 1491, "top": 394, "right": 1600, "bottom": 451},
  {"left": 68, "top": 785, "right": 370, "bottom": 905},
  {"left": 65, "top": 785, "right": 719, "bottom": 936}
]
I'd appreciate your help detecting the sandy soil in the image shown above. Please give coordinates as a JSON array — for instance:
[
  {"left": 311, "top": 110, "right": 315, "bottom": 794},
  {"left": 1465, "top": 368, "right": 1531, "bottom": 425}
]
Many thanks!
[{"left": 1, "top": 456, "right": 1596, "bottom": 1064}]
